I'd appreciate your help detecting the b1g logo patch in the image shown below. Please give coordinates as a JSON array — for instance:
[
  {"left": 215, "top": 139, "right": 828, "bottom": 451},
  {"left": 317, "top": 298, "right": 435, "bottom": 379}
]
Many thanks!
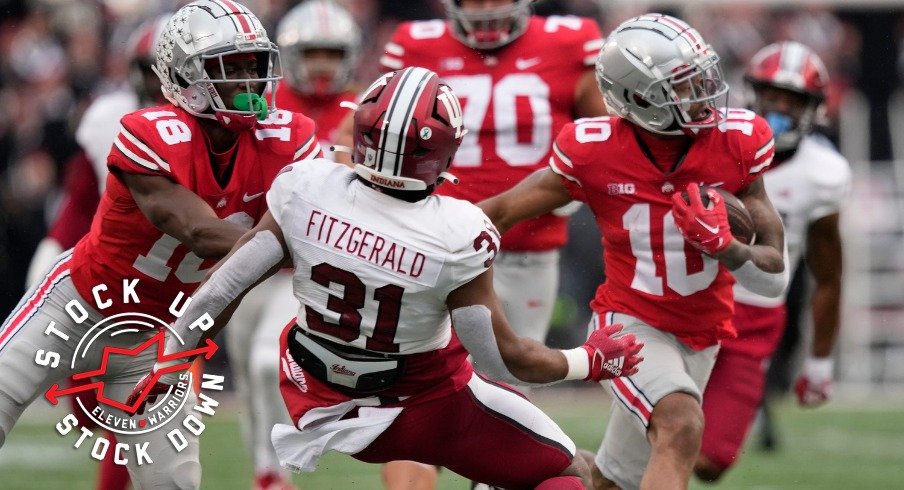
[{"left": 36, "top": 287, "right": 224, "bottom": 466}]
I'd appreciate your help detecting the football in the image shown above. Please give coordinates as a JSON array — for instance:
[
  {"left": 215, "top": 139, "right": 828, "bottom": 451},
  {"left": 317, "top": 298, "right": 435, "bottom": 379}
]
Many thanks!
[{"left": 680, "top": 186, "right": 756, "bottom": 245}]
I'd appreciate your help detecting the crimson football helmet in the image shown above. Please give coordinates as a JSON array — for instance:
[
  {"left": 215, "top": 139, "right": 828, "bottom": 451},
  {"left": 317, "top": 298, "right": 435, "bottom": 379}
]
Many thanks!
[
  {"left": 595, "top": 13, "right": 729, "bottom": 136},
  {"left": 277, "top": 0, "right": 361, "bottom": 95},
  {"left": 442, "top": 0, "right": 533, "bottom": 50},
  {"left": 745, "top": 41, "right": 829, "bottom": 152},
  {"left": 353, "top": 67, "right": 464, "bottom": 193},
  {"left": 154, "top": 0, "right": 281, "bottom": 130}
]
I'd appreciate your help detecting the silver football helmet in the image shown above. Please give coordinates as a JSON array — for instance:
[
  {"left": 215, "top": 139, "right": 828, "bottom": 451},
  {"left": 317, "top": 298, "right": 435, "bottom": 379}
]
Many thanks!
[
  {"left": 442, "top": 0, "right": 533, "bottom": 50},
  {"left": 595, "top": 13, "right": 729, "bottom": 136},
  {"left": 276, "top": 0, "right": 361, "bottom": 95},
  {"left": 154, "top": 0, "right": 281, "bottom": 127}
]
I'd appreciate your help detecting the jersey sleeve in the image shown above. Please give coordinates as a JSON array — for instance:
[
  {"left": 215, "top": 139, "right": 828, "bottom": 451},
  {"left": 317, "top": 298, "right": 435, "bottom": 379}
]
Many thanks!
[
  {"left": 290, "top": 113, "right": 323, "bottom": 162},
  {"left": 548, "top": 119, "right": 606, "bottom": 202},
  {"left": 258, "top": 111, "right": 322, "bottom": 190},
  {"left": 574, "top": 17, "right": 604, "bottom": 67},
  {"left": 436, "top": 202, "right": 500, "bottom": 298},
  {"left": 741, "top": 113, "right": 776, "bottom": 181},
  {"left": 810, "top": 151, "right": 852, "bottom": 221},
  {"left": 108, "top": 112, "right": 178, "bottom": 178},
  {"left": 265, "top": 164, "right": 302, "bottom": 227},
  {"left": 380, "top": 22, "right": 415, "bottom": 72},
  {"left": 380, "top": 20, "right": 449, "bottom": 73}
]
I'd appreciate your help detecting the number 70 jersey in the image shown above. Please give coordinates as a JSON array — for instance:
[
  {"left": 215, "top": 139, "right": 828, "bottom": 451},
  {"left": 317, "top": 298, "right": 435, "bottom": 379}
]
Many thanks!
[
  {"left": 550, "top": 114, "right": 775, "bottom": 349},
  {"left": 69, "top": 105, "right": 320, "bottom": 321},
  {"left": 381, "top": 16, "right": 602, "bottom": 251}
]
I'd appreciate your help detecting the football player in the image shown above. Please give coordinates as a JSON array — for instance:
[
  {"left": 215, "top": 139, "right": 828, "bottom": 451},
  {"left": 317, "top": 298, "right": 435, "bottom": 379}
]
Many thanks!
[
  {"left": 480, "top": 14, "right": 788, "bottom": 489},
  {"left": 222, "top": 1, "right": 363, "bottom": 488},
  {"left": 0, "top": 2, "right": 320, "bottom": 488},
  {"left": 695, "top": 41, "right": 850, "bottom": 482},
  {"left": 127, "top": 67, "right": 643, "bottom": 490}
]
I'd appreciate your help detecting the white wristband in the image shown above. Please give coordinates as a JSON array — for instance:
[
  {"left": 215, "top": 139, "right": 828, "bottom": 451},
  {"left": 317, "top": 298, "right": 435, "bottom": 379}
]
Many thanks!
[
  {"left": 562, "top": 347, "right": 589, "bottom": 381},
  {"left": 803, "top": 356, "right": 833, "bottom": 383}
]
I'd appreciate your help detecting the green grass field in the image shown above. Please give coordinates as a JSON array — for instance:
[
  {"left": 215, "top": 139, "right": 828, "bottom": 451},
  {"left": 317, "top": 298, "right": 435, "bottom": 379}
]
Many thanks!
[{"left": 2, "top": 387, "right": 902, "bottom": 489}]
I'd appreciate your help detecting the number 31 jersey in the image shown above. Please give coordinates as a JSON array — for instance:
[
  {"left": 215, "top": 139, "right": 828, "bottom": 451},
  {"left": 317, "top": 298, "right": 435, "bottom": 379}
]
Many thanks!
[
  {"left": 266, "top": 160, "right": 499, "bottom": 355},
  {"left": 381, "top": 16, "right": 602, "bottom": 251},
  {"left": 550, "top": 113, "right": 775, "bottom": 349},
  {"left": 69, "top": 105, "right": 321, "bottom": 320}
]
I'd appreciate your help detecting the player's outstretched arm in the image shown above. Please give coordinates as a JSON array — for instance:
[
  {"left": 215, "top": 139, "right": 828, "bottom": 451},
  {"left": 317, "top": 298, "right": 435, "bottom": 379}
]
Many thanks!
[
  {"left": 478, "top": 168, "right": 572, "bottom": 234},
  {"left": 172, "top": 211, "right": 290, "bottom": 350},
  {"left": 117, "top": 170, "right": 248, "bottom": 259},
  {"left": 794, "top": 212, "right": 843, "bottom": 406},
  {"left": 127, "top": 212, "right": 290, "bottom": 413},
  {"left": 806, "top": 213, "right": 843, "bottom": 358},
  {"left": 447, "top": 268, "right": 642, "bottom": 385}
]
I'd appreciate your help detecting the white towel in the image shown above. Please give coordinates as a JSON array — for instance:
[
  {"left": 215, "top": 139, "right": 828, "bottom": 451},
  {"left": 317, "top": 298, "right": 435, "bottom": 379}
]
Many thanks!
[{"left": 271, "top": 400, "right": 404, "bottom": 472}]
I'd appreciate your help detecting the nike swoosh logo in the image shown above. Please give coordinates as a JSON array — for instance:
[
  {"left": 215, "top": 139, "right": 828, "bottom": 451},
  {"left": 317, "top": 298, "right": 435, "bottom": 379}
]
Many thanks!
[
  {"left": 242, "top": 191, "right": 265, "bottom": 202},
  {"left": 515, "top": 57, "right": 541, "bottom": 70},
  {"left": 695, "top": 217, "right": 720, "bottom": 234}
]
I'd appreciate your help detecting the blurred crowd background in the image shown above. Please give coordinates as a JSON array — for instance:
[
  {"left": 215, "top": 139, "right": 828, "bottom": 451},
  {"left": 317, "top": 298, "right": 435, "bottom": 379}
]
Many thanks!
[{"left": 1, "top": 0, "right": 902, "bottom": 391}]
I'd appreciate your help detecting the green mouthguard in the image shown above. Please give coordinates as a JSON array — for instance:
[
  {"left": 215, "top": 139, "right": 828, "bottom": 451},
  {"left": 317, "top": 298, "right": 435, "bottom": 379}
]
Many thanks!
[{"left": 233, "top": 93, "right": 268, "bottom": 121}]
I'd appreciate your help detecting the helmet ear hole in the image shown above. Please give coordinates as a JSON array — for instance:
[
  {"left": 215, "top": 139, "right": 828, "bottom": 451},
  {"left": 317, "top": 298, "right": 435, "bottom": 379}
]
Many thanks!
[{"left": 632, "top": 93, "right": 650, "bottom": 108}]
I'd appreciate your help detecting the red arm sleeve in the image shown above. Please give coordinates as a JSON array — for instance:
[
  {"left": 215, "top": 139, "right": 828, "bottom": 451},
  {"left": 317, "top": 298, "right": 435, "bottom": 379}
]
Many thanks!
[{"left": 47, "top": 151, "right": 100, "bottom": 248}]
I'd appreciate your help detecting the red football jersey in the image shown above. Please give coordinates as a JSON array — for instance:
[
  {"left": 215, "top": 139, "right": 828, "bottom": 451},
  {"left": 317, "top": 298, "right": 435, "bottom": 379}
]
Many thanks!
[
  {"left": 381, "top": 16, "right": 602, "bottom": 251},
  {"left": 550, "top": 112, "right": 775, "bottom": 349},
  {"left": 273, "top": 80, "right": 357, "bottom": 158},
  {"left": 70, "top": 105, "right": 321, "bottom": 320}
]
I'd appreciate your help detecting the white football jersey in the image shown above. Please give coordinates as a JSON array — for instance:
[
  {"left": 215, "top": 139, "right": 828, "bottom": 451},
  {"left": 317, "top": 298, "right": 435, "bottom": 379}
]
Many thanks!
[
  {"left": 74, "top": 90, "right": 140, "bottom": 192},
  {"left": 734, "top": 134, "right": 851, "bottom": 307},
  {"left": 266, "top": 160, "right": 499, "bottom": 354}
]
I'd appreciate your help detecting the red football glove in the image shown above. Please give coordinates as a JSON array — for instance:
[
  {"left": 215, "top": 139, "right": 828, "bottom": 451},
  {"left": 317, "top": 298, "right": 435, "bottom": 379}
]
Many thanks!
[
  {"left": 671, "top": 183, "right": 733, "bottom": 255},
  {"left": 126, "top": 370, "right": 176, "bottom": 415},
  {"left": 581, "top": 324, "right": 644, "bottom": 382},
  {"left": 794, "top": 357, "right": 834, "bottom": 407}
]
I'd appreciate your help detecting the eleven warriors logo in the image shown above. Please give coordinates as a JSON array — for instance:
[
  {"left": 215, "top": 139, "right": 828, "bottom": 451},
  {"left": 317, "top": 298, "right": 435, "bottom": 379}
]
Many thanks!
[{"left": 40, "top": 306, "right": 223, "bottom": 465}]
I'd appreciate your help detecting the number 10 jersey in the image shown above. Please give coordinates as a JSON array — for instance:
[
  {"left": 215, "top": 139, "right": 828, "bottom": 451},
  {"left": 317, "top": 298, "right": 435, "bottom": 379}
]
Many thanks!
[{"left": 550, "top": 113, "right": 775, "bottom": 349}]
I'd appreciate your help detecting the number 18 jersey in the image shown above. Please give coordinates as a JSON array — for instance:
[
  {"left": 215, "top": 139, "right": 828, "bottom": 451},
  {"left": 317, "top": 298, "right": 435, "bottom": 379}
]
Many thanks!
[
  {"left": 69, "top": 105, "right": 320, "bottom": 321},
  {"left": 381, "top": 16, "right": 602, "bottom": 251},
  {"left": 550, "top": 113, "right": 775, "bottom": 349}
]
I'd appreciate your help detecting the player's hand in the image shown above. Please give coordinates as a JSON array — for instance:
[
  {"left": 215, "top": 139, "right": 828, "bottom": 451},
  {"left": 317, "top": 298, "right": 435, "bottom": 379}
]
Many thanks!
[
  {"left": 672, "top": 183, "right": 733, "bottom": 255},
  {"left": 582, "top": 324, "right": 644, "bottom": 382},
  {"left": 794, "top": 357, "right": 834, "bottom": 407},
  {"left": 126, "top": 370, "right": 175, "bottom": 415}
]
